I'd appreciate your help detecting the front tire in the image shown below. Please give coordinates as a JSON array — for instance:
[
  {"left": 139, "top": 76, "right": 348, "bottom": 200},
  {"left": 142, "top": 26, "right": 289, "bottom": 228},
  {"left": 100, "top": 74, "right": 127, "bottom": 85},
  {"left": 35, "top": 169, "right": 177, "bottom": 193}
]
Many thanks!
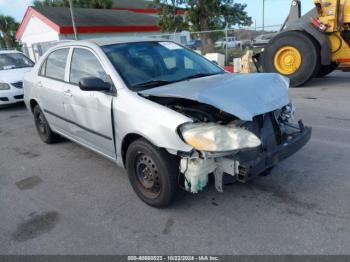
[
  {"left": 126, "top": 138, "right": 179, "bottom": 208},
  {"left": 33, "top": 105, "right": 59, "bottom": 144},
  {"left": 262, "top": 31, "right": 320, "bottom": 87}
]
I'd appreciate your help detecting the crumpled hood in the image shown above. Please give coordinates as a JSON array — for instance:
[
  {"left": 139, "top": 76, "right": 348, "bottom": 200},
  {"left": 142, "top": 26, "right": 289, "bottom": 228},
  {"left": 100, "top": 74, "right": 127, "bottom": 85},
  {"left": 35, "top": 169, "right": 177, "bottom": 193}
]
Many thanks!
[
  {"left": 0, "top": 67, "right": 32, "bottom": 83},
  {"left": 140, "top": 73, "right": 290, "bottom": 121}
]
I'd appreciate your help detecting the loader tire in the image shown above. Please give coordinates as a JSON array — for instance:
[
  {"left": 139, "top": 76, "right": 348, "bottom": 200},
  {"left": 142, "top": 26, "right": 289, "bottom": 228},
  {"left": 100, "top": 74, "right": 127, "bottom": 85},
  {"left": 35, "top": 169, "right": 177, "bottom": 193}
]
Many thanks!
[
  {"left": 262, "top": 31, "right": 320, "bottom": 87},
  {"left": 315, "top": 63, "right": 338, "bottom": 78}
]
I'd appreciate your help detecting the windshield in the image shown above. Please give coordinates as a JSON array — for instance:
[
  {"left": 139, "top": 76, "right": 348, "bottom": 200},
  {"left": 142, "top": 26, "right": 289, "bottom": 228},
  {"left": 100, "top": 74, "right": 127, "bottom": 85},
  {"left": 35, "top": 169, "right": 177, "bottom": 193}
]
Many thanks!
[
  {"left": 0, "top": 53, "right": 34, "bottom": 71},
  {"left": 102, "top": 41, "right": 224, "bottom": 90}
]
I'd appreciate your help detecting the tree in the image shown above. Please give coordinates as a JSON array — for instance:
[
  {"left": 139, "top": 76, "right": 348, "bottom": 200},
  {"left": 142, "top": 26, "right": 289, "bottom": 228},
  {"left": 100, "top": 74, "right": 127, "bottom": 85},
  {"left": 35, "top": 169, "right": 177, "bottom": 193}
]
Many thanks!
[
  {"left": 155, "top": 0, "right": 252, "bottom": 31},
  {"left": 33, "top": 0, "right": 113, "bottom": 9},
  {"left": 0, "top": 15, "right": 19, "bottom": 49},
  {"left": 154, "top": 0, "right": 252, "bottom": 52},
  {"left": 153, "top": 0, "right": 188, "bottom": 32}
]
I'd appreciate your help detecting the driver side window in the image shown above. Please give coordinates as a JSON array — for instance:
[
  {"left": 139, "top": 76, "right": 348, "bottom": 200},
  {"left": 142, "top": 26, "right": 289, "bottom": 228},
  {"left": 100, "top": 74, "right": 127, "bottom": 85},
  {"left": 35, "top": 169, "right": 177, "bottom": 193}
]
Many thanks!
[{"left": 69, "top": 48, "right": 107, "bottom": 85}]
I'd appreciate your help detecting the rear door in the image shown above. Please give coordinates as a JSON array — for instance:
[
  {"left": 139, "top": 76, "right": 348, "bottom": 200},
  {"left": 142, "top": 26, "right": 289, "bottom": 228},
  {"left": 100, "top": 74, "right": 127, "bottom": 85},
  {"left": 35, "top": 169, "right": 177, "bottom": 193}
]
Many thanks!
[
  {"left": 63, "top": 47, "right": 115, "bottom": 159},
  {"left": 38, "top": 48, "right": 70, "bottom": 133}
]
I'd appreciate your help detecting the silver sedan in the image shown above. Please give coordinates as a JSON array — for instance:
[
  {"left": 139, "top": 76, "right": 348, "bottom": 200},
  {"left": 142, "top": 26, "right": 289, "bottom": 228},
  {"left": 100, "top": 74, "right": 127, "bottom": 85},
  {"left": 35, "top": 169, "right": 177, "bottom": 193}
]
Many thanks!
[{"left": 24, "top": 39, "right": 311, "bottom": 207}]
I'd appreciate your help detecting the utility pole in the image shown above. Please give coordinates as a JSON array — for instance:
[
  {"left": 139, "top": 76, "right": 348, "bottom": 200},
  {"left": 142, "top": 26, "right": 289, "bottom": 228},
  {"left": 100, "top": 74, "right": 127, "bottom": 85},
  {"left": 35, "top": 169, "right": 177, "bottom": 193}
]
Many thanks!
[
  {"left": 68, "top": 0, "right": 78, "bottom": 40},
  {"left": 262, "top": 0, "right": 265, "bottom": 32},
  {"left": 254, "top": 19, "right": 257, "bottom": 31},
  {"left": 263, "top": 0, "right": 265, "bottom": 33},
  {"left": 225, "top": 27, "right": 228, "bottom": 65}
]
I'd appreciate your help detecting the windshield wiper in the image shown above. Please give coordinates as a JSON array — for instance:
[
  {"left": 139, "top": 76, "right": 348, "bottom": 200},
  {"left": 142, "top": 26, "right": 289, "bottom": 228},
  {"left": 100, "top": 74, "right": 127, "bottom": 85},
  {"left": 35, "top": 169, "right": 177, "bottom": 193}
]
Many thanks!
[{"left": 132, "top": 80, "right": 173, "bottom": 89}]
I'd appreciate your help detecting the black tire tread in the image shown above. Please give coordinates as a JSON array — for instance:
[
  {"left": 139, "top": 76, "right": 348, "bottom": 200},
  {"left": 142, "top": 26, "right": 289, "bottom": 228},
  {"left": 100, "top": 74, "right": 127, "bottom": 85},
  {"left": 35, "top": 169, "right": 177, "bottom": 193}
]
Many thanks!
[
  {"left": 126, "top": 138, "right": 179, "bottom": 208},
  {"left": 33, "top": 105, "right": 59, "bottom": 144},
  {"left": 262, "top": 31, "right": 320, "bottom": 87}
]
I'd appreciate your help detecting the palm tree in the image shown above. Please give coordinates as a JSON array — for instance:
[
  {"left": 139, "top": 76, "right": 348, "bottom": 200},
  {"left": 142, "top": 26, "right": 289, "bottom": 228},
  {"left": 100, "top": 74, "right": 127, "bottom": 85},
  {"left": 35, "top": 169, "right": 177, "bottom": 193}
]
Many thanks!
[{"left": 0, "top": 15, "right": 19, "bottom": 49}]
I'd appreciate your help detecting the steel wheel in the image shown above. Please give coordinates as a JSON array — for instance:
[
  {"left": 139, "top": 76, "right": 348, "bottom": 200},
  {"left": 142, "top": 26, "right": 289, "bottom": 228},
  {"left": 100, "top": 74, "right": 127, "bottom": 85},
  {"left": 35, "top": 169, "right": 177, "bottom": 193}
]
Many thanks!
[
  {"left": 33, "top": 105, "right": 59, "bottom": 144},
  {"left": 135, "top": 153, "right": 161, "bottom": 199},
  {"left": 34, "top": 109, "right": 48, "bottom": 136},
  {"left": 274, "top": 46, "right": 302, "bottom": 75},
  {"left": 126, "top": 138, "right": 179, "bottom": 207}
]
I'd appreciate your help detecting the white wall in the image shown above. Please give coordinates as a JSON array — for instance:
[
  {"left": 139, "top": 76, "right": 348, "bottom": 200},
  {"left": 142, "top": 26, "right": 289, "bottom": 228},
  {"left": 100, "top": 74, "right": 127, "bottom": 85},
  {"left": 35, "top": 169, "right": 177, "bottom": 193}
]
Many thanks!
[
  {"left": 19, "top": 15, "right": 190, "bottom": 61},
  {"left": 20, "top": 16, "right": 60, "bottom": 61}
]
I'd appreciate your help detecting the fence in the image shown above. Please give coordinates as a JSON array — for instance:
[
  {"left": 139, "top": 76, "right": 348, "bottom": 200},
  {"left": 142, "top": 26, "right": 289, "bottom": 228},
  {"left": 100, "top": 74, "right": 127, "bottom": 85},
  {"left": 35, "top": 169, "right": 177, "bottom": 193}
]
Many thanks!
[
  {"left": 22, "top": 41, "right": 64, "bottom": 62},
  {"left": 187, "top": 25, "right": 281, "bottom": 66},
  {"left": 17, "top": 25, "right": 281, "bottom": 66}
]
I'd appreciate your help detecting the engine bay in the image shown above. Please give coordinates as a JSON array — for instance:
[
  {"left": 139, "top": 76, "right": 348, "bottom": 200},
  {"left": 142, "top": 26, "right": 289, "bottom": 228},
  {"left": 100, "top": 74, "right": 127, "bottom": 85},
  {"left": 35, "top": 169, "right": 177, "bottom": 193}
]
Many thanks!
[
  {"left": 145, "top": 96, "right": 238, "bottom": 124},
  {"left": 144, "top": 94, "right": 304, "bottom": 194}
]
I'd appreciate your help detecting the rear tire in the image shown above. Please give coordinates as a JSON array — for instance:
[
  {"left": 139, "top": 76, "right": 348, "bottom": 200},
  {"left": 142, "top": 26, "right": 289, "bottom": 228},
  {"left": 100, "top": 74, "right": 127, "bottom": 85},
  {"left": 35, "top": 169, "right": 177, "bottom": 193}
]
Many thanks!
[
  {"left": 33, "top": 105, "right": 59, "bottom": 144},
  {"left": 126, "top": 138, "right": 179, "bottom": 208},
  {"left": 262, "top": 31, "right": 320, "bottom": 87},
  {"left": 315, "top": 63, "right": 338, "bottom": 78}
]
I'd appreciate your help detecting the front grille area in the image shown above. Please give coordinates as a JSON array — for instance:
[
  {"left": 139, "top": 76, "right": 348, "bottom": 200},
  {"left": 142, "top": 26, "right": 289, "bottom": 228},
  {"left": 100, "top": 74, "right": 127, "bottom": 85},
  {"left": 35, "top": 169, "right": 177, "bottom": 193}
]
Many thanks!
[
  {"left": 236, "top": 112, "right": 282, "bottom": 163},
  {"left": 14, "top": 95, "right": 24, "bottom": 100},
  {"left": 0, "top": 97, "right": 9, "bottom": 101},
  {"left": 11, "top": 81, "right": 23, "bottom": 89}
]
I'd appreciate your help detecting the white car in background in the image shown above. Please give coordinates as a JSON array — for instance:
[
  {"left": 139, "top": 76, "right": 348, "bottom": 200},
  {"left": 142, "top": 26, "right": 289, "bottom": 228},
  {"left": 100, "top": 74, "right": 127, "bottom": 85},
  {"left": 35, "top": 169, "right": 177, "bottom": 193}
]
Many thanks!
[
  {"left": 215, "top": 37, "right": 240, "bottom": 48},
  {"left": 0, "top": 50, "right": 34, "bottom": 106}
]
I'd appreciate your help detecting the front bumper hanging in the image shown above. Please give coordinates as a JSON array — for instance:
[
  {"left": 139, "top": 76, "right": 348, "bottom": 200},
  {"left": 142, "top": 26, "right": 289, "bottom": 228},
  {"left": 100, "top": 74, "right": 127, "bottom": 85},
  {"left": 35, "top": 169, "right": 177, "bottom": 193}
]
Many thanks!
[{"left": 232, "top": 121, "right": 312, "bottom": 183}]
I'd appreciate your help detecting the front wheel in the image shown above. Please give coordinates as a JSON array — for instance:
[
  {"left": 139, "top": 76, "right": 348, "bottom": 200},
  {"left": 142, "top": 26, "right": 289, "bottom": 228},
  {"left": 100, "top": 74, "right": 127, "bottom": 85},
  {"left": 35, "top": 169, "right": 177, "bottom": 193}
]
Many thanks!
[
  {"left": 126, "top": 138, "right": 179, "bottom": 208},
  {"left": 262, "top": 31, "right": 320, "bottom": 87},
  {"left": 33, "top": 105, "right": 59, "bottom": 144}
]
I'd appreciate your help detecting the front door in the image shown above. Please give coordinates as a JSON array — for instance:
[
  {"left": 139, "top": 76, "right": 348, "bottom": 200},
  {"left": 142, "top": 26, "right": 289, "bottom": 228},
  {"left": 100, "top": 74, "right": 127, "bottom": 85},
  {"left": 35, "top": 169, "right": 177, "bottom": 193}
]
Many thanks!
[{"left": 63, "top": 47, "right": 115, "bottom": 159}]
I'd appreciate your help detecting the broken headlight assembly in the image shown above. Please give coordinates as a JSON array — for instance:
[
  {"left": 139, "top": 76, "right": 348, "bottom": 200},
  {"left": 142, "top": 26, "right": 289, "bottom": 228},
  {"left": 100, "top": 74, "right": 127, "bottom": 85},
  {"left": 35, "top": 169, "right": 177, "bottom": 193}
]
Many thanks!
[{"left": 179, "top": 123, "right": 261, "bottom": 152}]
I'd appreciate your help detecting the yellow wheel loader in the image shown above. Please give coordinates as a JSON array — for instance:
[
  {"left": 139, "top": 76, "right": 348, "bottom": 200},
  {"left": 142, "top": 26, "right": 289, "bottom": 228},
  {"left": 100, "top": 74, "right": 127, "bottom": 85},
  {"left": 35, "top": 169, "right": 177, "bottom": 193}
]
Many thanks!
[{"left": 262, "top": 0, "right": 350, "bottom": 87}]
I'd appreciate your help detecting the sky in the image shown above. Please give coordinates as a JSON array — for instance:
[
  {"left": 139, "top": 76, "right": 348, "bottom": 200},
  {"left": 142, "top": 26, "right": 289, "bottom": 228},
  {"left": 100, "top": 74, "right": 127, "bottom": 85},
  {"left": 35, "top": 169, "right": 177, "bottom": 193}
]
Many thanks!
[{"left": 0, "top": 0, "right": 315, "bottom": 28}]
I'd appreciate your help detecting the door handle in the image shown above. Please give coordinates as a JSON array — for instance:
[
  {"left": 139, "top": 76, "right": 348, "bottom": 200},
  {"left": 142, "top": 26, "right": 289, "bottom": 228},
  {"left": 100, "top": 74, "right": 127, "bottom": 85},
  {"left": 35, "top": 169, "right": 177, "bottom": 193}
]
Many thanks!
[
  {"left": 37, "top": 81, "right": 43, "bottom": 88},
  {"left": 63, "top": 90, "right": 72, "bottom": 97}
]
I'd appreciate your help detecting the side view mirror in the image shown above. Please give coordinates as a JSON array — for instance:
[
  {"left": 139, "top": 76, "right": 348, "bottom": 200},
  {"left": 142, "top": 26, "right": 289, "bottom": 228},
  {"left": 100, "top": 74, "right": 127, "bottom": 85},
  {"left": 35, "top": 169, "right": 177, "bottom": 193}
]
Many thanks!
[{"left": 79, "top": 77, "right": 111, "bottom": 92}]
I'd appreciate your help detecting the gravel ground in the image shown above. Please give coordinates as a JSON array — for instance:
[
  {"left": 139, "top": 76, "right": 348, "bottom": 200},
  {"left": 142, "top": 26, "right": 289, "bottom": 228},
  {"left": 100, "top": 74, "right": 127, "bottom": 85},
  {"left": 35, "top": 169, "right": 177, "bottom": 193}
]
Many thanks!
[{"left": 0, "top": 71, "right": 349, "bottom": 255}]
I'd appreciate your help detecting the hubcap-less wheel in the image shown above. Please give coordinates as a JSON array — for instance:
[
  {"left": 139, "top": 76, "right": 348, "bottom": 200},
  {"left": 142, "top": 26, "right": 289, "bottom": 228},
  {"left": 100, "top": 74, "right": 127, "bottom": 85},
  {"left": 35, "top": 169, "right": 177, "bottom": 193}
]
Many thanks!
[
  {"left": 135, "top": 153, "right": 161, "bottom": 199},
  {"left": 35, "top": 110, "right": 48, "bottom": 137},
  {"left": 33, "top": 105, "right": 59, "bottom": 144},
  {"left": 126, "top": 138, "right": 179, "bottom": 207},
  {"left": 274, "top": 46, "right": 302, "bottom": 75},
  {"left": 35, "top": 113, "right": 47, "bottom": 134}
]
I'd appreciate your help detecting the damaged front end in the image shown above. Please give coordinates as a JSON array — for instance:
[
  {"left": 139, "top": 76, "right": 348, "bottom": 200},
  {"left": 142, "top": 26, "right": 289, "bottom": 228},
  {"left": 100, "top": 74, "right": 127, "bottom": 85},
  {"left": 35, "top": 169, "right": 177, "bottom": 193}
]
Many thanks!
[
  {"left": 154, "top": 97, "right": 311, "bottom": 194},
  {"left": 140, "top": 72, "right": 311, "bottom": 194}
]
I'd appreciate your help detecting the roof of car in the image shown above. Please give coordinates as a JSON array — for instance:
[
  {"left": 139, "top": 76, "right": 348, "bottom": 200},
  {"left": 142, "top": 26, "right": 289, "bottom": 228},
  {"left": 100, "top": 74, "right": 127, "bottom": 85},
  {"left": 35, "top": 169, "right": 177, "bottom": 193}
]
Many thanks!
[
  {"left": 52, "top": 37, "right": 172, "bottom": 48},
  {"left": 90, "top": 37, "right": 169, "bottom": 46}
]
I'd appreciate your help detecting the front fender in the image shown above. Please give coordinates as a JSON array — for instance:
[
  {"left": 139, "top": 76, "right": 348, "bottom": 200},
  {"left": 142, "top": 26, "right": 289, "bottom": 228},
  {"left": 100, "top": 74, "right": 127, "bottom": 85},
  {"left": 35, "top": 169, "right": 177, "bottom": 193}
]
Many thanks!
[{"left": 114, "top": 89, "right": 193, "bottom": 163}]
